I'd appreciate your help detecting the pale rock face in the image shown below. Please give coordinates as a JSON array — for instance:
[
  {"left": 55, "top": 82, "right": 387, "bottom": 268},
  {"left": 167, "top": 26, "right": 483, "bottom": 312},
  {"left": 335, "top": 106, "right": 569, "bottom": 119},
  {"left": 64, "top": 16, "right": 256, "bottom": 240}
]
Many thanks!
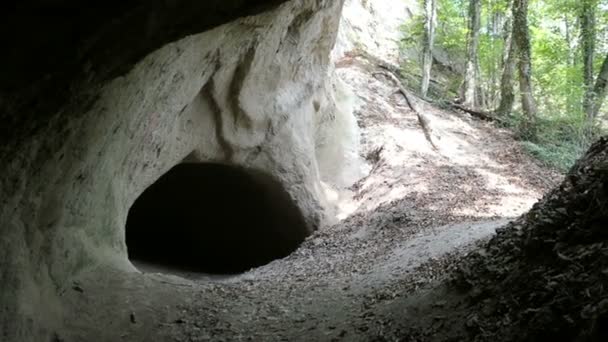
[
  {"left": 0, "top": 0, "right": 356, "bottom": 339},
  {"left": 315, "top": 74, "right": 370, "bottom": 189},
  {"left": 333, "top": 0, "right": 414, "bottom": 63},
  {"left": 332, "top": 0, "right": 462, "bottom": 73},
  {"left": 317, "top": 0, "right": 415, "bottom": 211}
]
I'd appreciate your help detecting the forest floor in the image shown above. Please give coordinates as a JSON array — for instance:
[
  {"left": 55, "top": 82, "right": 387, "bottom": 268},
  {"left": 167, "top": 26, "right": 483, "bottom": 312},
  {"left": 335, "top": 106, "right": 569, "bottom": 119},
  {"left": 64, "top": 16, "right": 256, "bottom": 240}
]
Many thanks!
[{"left": 59, "top": 53, "right": 565, "bottom": 342}]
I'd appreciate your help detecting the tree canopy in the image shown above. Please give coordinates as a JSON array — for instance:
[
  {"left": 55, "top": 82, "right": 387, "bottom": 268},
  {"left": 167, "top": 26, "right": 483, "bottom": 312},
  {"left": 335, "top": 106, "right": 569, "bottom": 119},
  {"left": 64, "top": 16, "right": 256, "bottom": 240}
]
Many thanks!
[{"left": 401, "top": 0, "right": 608, "bottom": 170}]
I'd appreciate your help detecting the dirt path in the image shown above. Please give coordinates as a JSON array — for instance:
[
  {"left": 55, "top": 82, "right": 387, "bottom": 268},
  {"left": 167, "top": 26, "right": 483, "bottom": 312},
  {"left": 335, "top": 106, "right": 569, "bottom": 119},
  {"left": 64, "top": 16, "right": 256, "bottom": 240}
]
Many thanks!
[
  {"left": 334, "top": 54, "right": 559, "bottom": 221},
  {"left": 59, "top": 53, "right": 562, "bottom": 341},
  {"left": 63, "top": 215, "right": 510, "bottom": 342}
]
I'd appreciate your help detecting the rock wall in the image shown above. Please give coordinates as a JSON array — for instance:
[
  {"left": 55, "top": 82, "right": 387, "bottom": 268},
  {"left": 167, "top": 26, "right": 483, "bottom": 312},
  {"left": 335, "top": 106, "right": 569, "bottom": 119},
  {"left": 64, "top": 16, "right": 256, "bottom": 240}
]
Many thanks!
[
  {"left": 332, "top": 0, "right": 413, "bottom": 63},
  {"left": 0, "top": 0, "right": 352, "bottom": 340},
  {"left": 332, "top": 0, "right": 462, "bottom": 81}
]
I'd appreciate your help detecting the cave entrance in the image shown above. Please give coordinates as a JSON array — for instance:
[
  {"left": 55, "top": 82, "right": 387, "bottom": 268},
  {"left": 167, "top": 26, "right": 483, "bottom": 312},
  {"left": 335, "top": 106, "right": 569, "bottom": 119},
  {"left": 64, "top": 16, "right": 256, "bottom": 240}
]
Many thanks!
[{"left": 126, "top": 163, "right": 309, "bottom": 275}]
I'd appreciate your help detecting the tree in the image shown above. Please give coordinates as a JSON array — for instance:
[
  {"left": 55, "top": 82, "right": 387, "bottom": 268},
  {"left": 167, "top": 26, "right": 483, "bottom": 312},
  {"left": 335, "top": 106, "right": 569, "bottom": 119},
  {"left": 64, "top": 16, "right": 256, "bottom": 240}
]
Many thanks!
[
  {"left": 461, "top": 0, "right": 482, "bottom": 109},
  {"left": 400, "top": 0, "right": 607, "bottom": 170},
  {"left": 564, "top": 14, "right": 576, "bottom": 66},
  {"left": 496, "top": 0, "right": 516, "bottom": 115},
  {"left": 485, "top": 8, "right": 506, "bottom": 108},
  {"left": 590, "top": 54, "right": 608, "bottom": 118},
  {"left": 580, "top": 0, "right": 597, "bottom": 119},
  {"left": 421, "top": 0, "right": 437, "bottom": 98},
  {"left": 512, "top": 0, "right": 537, "bottom": 138}
]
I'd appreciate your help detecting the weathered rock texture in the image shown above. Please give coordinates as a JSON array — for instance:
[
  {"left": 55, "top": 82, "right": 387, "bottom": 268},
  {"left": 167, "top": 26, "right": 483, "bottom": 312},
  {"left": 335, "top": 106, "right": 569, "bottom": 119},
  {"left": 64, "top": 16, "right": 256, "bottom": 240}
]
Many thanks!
[
  {"left": 0, "top": 0, "right": 353, "bottom": 340},
  {"left": 333, "top": 0, "right": 412, "bottom": 63}
]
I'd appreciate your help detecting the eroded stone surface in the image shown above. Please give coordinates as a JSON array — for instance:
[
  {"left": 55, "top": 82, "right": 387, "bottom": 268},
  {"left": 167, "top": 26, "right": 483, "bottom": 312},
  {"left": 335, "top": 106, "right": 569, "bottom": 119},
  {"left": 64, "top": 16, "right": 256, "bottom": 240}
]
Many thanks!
[{"left": 0, "top": 1, "right": 360, "bottom": 340}]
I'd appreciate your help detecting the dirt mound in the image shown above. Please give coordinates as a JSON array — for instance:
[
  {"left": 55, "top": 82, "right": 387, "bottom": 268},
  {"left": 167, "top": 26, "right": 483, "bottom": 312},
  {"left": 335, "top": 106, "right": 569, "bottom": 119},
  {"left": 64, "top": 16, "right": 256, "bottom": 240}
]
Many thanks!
[
  {"left": 400, "top": 137, "right": 608, "bottom": 341},
  {"left": 455, "top": 136, "right": 608, "bottom": 341}
]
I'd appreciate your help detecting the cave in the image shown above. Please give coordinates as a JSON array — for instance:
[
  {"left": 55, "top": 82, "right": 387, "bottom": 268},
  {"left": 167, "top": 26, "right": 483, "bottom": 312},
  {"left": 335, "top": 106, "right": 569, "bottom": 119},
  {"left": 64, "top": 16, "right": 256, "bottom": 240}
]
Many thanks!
[
  {"left": 126, "top": 163, "right": 309, "bottom": 274},
  {"left": 2, "top": 0, "right": 606, "bottom": 340}
]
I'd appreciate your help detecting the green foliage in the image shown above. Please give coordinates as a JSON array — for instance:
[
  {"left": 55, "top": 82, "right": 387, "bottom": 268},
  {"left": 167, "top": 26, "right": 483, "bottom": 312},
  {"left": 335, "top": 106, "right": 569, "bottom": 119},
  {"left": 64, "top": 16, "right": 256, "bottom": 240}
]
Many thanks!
[
  {"left": 435, "top": 0, "right": 468, "bottom": 54},
  {"left": 399, "top": 0, "right": 608, "bottom": 171},
  {"left": 530, "top": 25, "right": 584, "bottom": 116},
  {"left": 400, "top": 0, "right": 469, "bottom": 95},
  {"left": 521, "top": 137, "right": 590, "bottom": 172},
  {"left": 400, "top": 0, "right": 468, "bottom": 54},
  {"left": 502, "top": 111, "right": 596, "bottom": 171},
  {"left": 400, "top": 15, "right": 425, "bottom": 49}
]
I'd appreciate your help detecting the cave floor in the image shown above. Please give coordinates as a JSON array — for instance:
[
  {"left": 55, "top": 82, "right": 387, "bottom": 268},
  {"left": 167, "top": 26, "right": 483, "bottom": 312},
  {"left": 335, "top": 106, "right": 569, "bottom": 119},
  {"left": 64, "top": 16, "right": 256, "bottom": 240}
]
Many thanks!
[{"left": 58, "top": 55, "right": 561, "bottom": 342}]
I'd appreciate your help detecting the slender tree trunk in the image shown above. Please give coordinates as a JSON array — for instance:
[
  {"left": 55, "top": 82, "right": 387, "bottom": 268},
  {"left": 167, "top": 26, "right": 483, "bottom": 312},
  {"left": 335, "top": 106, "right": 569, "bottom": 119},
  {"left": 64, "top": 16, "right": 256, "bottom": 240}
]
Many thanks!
[
  {"left": 580, "top": 0, "right": 597, "bottom": 119},
  {"left": 512, "top": 0, "right": 537, "bottom": 138},
  {"left": 476, "top": 63, "right": 486, "bottom": 108},
  {"left": 564, "top": 14, "right": 575, "bottom": 66},
  {"left": 462, "top": 0, "right": 481, "bottom": 109},
  {"left": 421, "top": 0, "right": 437, "bottom": 98},
  {"left": 591, "top": 54, "right": 608, "bottom": 118},
  {"left": 488, "top": 10, "right": 503, "bottom": 107},
  {"left": 496, "top": 0, "right": 516, "bottom": 115}
]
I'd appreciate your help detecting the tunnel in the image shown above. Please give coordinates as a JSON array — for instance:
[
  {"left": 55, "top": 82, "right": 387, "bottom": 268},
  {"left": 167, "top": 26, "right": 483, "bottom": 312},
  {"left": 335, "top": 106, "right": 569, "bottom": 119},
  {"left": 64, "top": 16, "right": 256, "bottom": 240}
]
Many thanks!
[{"left": 125, "top": 163, "right": 310, "bottom": 274}]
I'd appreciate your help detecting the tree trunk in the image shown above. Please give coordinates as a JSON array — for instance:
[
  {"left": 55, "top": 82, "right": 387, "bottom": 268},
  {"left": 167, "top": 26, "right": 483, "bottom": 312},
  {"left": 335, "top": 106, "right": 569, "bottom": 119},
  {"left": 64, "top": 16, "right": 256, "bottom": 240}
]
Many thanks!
[
  {"left": 591, "top": 54, "right": 608, "bottom": 118},
  {"left": 461, "top": 0, "right": 481, "bottom": 109},
  {"left": 421, "top": 0, "right": 437, "bottom": 98},
  {"left": 487, "top": 9, "right": 503, "bottom": 107},
  {"left": 564, "top": 14, "right": 575, "bottom": 66},
  {"left": 580, "top": 0, "right": 597, "bottom": 119},
  {"left": 496, "top": 0, "right": 516, "bottom": 115},
  {"left": 512, "top": 0, "right": 537, "bottom": 138}
]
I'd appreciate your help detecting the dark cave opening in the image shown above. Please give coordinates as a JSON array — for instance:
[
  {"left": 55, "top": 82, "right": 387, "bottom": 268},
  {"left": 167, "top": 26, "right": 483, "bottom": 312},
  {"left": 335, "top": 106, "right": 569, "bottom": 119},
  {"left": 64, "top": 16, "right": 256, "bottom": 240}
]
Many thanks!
[{"left": 126, "top": 163, "right": 310, "bottom": 274}]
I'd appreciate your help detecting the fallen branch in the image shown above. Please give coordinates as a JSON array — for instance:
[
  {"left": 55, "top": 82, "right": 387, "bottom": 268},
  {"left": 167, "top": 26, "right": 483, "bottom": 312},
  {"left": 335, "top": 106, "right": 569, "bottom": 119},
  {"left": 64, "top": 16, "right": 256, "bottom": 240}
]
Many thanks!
[
  {"left": 449, "top": 102, "right": 503, "bottom": 123},
  {"left": 372, "top": 70, "right": 439, "bottom": 151}
]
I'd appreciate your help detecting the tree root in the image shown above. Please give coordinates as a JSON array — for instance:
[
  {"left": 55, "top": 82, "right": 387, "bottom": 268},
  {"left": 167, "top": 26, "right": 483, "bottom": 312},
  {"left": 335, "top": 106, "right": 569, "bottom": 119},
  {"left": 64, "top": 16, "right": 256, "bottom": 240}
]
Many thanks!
[{"left": 372, "top": 70, "right": 439, "bottom": 151}]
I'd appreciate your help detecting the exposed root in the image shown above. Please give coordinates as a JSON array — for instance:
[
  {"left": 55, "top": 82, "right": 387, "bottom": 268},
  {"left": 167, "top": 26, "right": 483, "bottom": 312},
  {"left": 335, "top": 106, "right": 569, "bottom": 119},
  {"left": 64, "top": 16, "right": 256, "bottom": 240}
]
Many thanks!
[{"left": 373, "top": 70, "right": 439, "bottom": 151}]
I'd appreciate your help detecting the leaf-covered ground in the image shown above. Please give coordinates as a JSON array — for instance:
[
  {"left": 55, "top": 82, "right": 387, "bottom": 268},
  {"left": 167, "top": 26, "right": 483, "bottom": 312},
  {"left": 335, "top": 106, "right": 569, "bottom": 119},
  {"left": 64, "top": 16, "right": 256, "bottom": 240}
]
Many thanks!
[
  {"left": 456, "top": 137, "right": 608, "bottom": 341},
  {"left": 378, "top": 137, "right": 608, "bottom": 342}
]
